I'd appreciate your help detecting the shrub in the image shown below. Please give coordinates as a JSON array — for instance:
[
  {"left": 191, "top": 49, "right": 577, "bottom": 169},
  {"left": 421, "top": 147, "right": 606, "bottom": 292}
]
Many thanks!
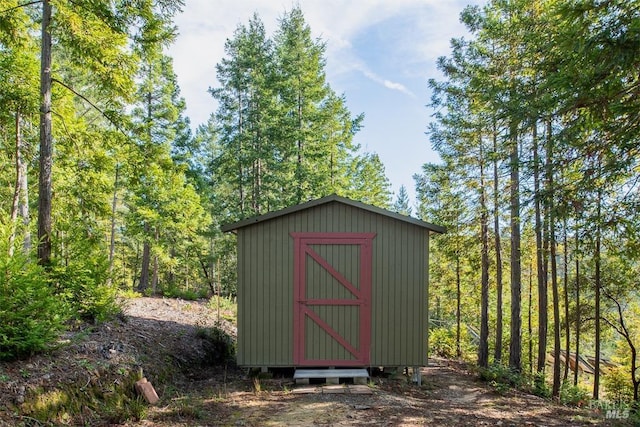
[
  {"left": 49, "top": 256, "right": 120, "bottom": 324},
  {"left": 477, "top": 363, "right": 546, "bottom": 396},
  {"left": 429, "top": 327, "right": 457, "bottom": 359},
  {"left": 603, "top": 366, "right": 634, "bottom": 405},
  {"left": 0, "top": 239, "right": 67, "bottom": 360},
  {"left": 161, "top": 284, "right": 209, "bottom": 301},
  {"left": 117, "top": 289, "right": 142, "bottom": 299},
  {"left": 429, "top": 324, "right": 476, "bottom": 360},
  {"left": 559, "top": 381, "right": 590, "bottom": 406},
  {"left": 208, "top": 295, "right": 237, "bottom": 313},
  {"left": 480, "top": 364, "right": 523, "bottom": 387},
  {"left": 531, "top": 371, "right": 552, "bottom": 398},
  {"left": 196, "top": 326, "right": 235, "bottom": 366}
]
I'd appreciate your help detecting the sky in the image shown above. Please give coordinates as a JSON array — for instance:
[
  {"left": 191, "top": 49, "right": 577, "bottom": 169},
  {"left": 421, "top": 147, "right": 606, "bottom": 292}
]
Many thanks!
[{"left": 167, "top": 0, "right": 483, "bottom": 206}]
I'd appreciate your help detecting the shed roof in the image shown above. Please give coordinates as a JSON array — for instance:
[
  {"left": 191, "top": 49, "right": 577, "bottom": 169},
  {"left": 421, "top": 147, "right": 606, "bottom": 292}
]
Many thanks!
[{"left": 220, "top": 194, "right": 446, "bottom": 234}]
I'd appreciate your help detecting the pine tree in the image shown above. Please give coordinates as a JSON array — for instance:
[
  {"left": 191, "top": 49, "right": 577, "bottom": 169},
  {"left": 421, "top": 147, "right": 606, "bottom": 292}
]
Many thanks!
[
  {"left": 19, "top": 0, "right": 183, "bottom": 264},
  {"left": 392, "top": 185, "right": 412, "bottom": 216},
  {"left": 345, "top": 152, "right": 392, "bottom": 209},
  {"left": 0, "top": 4, "right": 38, "bottom": 255},
  {"left": 128, "top": 49, "right": 202, "bottom": 293}
]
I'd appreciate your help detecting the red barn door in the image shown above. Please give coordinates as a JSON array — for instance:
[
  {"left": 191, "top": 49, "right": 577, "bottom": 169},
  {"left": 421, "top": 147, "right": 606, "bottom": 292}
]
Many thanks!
[{"left": 291, "top": 233, "right": 375, "bottom": 366}]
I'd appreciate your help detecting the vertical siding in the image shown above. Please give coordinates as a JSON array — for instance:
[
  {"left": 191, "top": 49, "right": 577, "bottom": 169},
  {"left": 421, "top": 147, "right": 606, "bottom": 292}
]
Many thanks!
[{"left": 236, "top": 201, "right": 430, "bottom": 367}]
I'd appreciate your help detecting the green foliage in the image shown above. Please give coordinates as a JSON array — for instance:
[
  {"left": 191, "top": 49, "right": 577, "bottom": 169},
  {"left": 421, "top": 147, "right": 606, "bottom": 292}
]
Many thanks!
[
  {"left": 49, "top": 256, "right": 120, "bottom": 324},
  {"left": 208, "top": 7, "right": 390, "bottom": 223},
  {"left": 559, "top": 381, "right": 590, "bottom": 407},
  {"left": 0, "top": 225, "right": 67, "bottom": 360},
  {"left": 118, "top": 289, "right": 143, "bottom": 299},
  {"left": 530, "top": 371, "right": 552, "bottom": 399},
  {"left": 161, "top": 285, "right": 208, "bottom": 301},
  {"left": 22, "top": 367, "right": 146, "bottom": 424},
  {"left": 392, "top": 185, "right": 412, "bottom": 216},
  {"left": 422, "top": 0, "right": 640, "bottom": 391},
  {"left": 208, "top": 295, "right": 237, "bottom": 314},
  {"left": 430, "top": 327, "right": 457, "bottom": 359},
  {"left": 478, "top": 363, "right": 527, "bottom": 395},
  {"left": 196, "top": 326, "right": 235, "bottom": 366},
  {"left": 207, "top": 295, "right": 237, "bottom": 324},
  {"left": 476, "top": 363, "right": 558, "bottom": 398},
  {"left": 603, "top": 366, "right": 634, "bottom": 405},
  {"left": 429, "top": 326, "right": 475, "bottom": 360}
]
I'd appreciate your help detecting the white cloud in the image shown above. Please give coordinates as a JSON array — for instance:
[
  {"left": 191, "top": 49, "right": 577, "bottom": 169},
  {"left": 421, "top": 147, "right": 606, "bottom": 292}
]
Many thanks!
[
  {"left": 166, "top": 0, "right": 482, "bottom": 202},
  {"left": 168, "top": 0, "right": 475, "bottom": 126},
  {"left": 357, "top": 65, "right": 416, "bottom": 98}
]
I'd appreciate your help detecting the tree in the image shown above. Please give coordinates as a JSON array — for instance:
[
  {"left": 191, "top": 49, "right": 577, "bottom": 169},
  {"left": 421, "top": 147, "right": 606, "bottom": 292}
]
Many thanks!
[
  {"left": 128, "top": 46, "right": 202, "bottom": 293},
  {"left": 29, "top": 0, "right": 182, "bottom": 264},
  {"left": 273, "top": 7, "right": 365, "bottom": 206},
  {"left": 209, "top": 6, "right": 375, "bottom": 220},
  {"left": 210, "top": 13, "right": 277, "bottom": 217},
  {"left": 415, "top": 162, "right": 472, "bottom": 360},
  {"left": 344, "top": 152, "right": 392, "bottom": 209},
  {"left": 274, "top": 6, "right": 329, "bottom": 205},
  {"left": 428, "top": 0, "right": 640, "bottom": 396},
  {"left": 37, "top": 0, "right": 53, "bottom": 264},
  {"left": 601, "top": 257, "right": 640, "bottom": 406},
  {"left": 0, "top": 4, "right": 38, "bottom": 255},
  {"left": 392, "top": 185, "right": 412, "bottom": 216},
  {"left": 491, "top": 120, "right": 505, "bottom": 363},
  {"left": 478, "top": 137, "right": 490, "bottom": 368},
  {"left": 206, "top": 8, "right": 385, "bottom": 297}
]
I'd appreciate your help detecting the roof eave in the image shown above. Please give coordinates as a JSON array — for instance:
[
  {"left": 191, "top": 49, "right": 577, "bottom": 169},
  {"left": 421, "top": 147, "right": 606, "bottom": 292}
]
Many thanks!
[{"left": 220, "top": 194, "right": 446, "bottom": 234}]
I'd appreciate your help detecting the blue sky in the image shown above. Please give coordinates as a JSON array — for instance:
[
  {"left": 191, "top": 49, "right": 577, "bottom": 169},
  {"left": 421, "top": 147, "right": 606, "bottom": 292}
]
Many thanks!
[{"left": 167, "top": 0, "right": 483, "bottom": 206}]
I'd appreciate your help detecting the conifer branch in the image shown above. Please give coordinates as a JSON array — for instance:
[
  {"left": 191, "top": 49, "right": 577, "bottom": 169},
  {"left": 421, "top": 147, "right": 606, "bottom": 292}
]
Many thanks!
[
  {"left": 51, "top": 77, "right": 131, "bottom": 140},
  {"left": 0, "top": 0, "right": 42, "bottom": 15}
]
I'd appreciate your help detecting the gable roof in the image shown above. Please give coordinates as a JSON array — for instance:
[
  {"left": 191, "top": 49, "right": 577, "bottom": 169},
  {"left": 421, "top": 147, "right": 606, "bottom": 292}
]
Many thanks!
[{"left": 220, "top": 194, "right": 446, "bottom": 234}]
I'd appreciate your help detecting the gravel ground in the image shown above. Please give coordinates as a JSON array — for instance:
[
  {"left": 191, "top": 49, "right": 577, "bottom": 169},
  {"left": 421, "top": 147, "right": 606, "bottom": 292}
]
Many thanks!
[{"left": 0, "top": 297, "right": 625, "bottom": 426}]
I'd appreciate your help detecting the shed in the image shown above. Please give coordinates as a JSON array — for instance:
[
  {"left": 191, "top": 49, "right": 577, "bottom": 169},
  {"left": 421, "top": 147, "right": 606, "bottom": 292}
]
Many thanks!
[{"left": 221, "top": 194, "right": 445, "bottom": 370}]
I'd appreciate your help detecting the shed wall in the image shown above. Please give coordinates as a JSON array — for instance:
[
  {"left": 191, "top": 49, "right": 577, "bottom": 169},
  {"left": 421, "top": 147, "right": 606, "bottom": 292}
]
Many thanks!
[{"left": 236, "top": 201, "right": 429, "bottom": 367}]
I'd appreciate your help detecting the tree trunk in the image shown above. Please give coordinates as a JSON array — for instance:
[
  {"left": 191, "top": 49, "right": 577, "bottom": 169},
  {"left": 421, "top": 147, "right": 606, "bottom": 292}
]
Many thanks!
[
  {"left": 237, "top": 92, "right": 245, "bottom": 215},
  {"left": 550, "top": 210, "right": 561, "bottom": 399},
  {"left": 37, "top": 0, "right": 53, "bottom": 265},
  {"left": 547, "top": 119, "right": 561, "bottom": 399},
  {"left": 508, "top": 122, "right": 522, "bottom": 372},
  {"left": 493, "top": 124, "right": 504, "bottom": 363},
  {"left": 574, "top": 227, "right": 581, "bottom": 387},
  {"left": 18, "top": 116, "right": 31, "bottom": 254},
  {"left": 138, "top": 224, "right": 151, "bottom": 292},
  {"left": 108, "top": 164, "right": 119, "bottom": 281},
  {"left": 456, "top": 244, "right": 461, "bottom": 359},
  {"left": 152, "top": 253, "right": 159, "bottom": 294},
  {"left": 563, "top": 218, "right": 571, "bottom": 381},
  {"left": 478, "top": 140, "right": 490, "bottom": 369},
  {"left": 603, "top": 291, "right": 639, "bottom": 408},
  {"left": 593, "top": 186, "right": 602, "bottom": 400},
  {"left": 296, "top": 84, "right": 304, "bottom": 204},
  {"left": 533, "top": 123, "right": 548, "bottom": 375},
  {"left": 151, "top": 227, "right": 159, "bottom": 294},
  {"left": 528, "top": 254, "right": 533, "bottom": 373},
  {"left": 9, "top": 111, "right": 30, "bottom": 256},
  {"left": 633, "top": 349, "right": 639, "bottom": 406}
]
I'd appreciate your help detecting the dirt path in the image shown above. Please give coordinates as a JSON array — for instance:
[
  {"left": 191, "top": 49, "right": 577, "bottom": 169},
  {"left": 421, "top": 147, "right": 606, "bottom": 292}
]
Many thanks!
[
  {"left": 122, "top": 298, "right": 609, "bottom": 426},
  {"left": 0, "top": 297, "right": 621, "bottom": 426}
]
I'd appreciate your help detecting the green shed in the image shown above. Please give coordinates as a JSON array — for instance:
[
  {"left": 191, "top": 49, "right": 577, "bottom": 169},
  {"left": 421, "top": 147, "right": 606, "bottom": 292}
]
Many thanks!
[{"left": 221, "top": 195, "right": 445, "bottom": 370}]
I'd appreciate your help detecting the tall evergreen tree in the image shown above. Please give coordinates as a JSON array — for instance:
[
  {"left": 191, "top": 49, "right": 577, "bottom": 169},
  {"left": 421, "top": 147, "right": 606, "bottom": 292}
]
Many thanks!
[
  {"left": 128, "top": 49, "right": 202, "bottom": 293},
  {"left": 0, "top": 4, "right": 38, "bottom": 255},
  {"left": 210, "top": 6, "right": 375, "bottom": 220},
  {"left": 392, "top": 185, "right": 412, "bottom": 216}
]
